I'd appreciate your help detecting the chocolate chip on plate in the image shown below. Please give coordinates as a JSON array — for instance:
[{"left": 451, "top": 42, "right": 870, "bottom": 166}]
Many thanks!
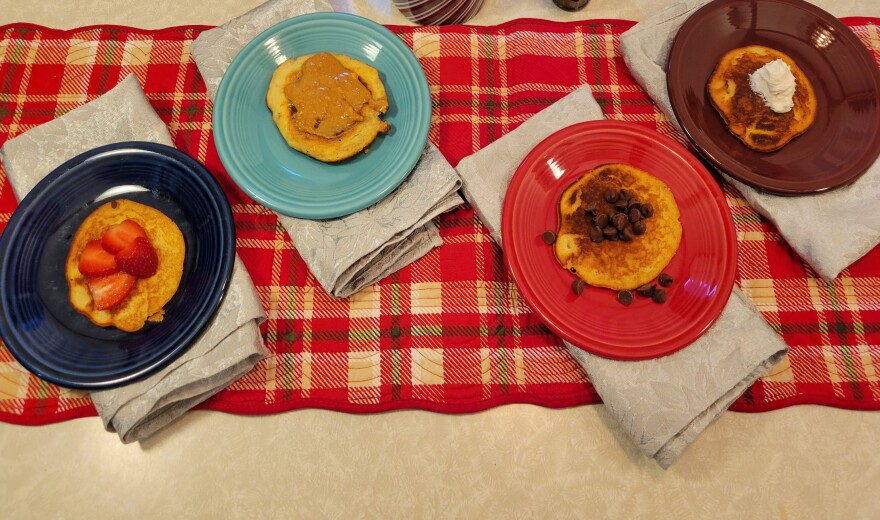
[
  {"left": 595, "top": 212, "right": 609, "bottom": 229},
  {"left": 652, "top": 288, "right": 667, "bottom": 304},
  {"left": 618, "top": 189, "right": 631, "bottom": 202},
  {"left": 619, "top": 227, "right": 634, "bottom": 242},
  {"left": 541, "top": 230, "right": 556, "bottom": 245},
  {"left": 640, "top": 203, "right": 654, "bottom": 218},
  {"left": 617, "top": 290, "right": 634, "bottom": 305},
  {"left": 572, "top": 278, "right": 585, "bottom": 295},
  {"left": 612, "top": 213, "right": 628, "bottom": 231},
  {"left": 589, "top": 226, "right": 604, "bottom": 243},
  {"left": 636, "top": 284, "right": 655, "bottom": 298},
  {"left": 602, "top": 226, "right": 617, "bottom": 238},
  {"left": 658, "top": 272, "right": 673, "bottom": 287}
]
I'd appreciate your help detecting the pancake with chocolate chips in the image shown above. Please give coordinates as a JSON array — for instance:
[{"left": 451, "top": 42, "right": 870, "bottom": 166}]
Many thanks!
[
  {"left": 554, "top": 163, "right": 682, "bottom": 290},
  {"left": 707, "top": 45, "right": 817, "bottom": 152},
  {"left": 266, "top": 52, "right": 391, "bottom": 163}
]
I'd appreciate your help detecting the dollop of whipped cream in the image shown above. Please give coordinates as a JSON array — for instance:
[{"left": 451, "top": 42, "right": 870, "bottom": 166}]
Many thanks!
[{"left": 748, "top": 59, "right": 796, "bottom": 113}]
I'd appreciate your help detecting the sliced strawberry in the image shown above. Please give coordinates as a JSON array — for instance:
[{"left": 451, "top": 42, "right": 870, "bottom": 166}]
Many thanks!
[
  {"left": 115, "top": 236, "right": 158, "bottom": 278},
  {"left": 87, "top": 272, "right": 136, "bottom": 310},
  {"left": 102, "top": 219, "right": 148, "bottom": 254},
  {"left": 78, "top": 240, "right": 118, "bottom": 277}
]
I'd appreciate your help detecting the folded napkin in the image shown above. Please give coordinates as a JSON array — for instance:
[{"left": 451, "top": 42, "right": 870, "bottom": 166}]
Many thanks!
[
  {"left": 0, "top": 74, "right": 267, "bottom": 443},
  {"left": 620, "top": 0, "right": 880, "bottom": 280},
  {"left": 456, "top": 84, "right": 788, "bottom": 468},
  {"left": 191, "top": 0, "right": 463, "bottom": 297}
]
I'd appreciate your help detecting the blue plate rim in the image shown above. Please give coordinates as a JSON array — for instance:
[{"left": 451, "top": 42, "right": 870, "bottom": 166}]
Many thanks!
[
  {"left": 213, "top": 11, "right": 431, "bottom": 219},
  {"left": 0, "top": 141, "right": 236, "bottom": 389}
]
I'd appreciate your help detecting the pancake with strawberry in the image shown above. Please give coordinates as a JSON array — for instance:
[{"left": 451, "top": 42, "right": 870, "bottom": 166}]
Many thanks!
[{"left": 65, "top": 199, "right": 185, "bottom": 332}]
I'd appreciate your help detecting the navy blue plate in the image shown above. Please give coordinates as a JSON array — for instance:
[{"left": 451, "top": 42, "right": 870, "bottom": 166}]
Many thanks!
[{"left": 0, "top": 142, "right": 235, "bottom": 389}]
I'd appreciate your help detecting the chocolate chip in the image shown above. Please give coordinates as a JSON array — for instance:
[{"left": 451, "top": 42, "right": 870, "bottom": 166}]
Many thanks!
[
  {"left": 628, "top": 208, "right": 642, "bottom": 223},
  {"left": 602, "top": 226, "right": 617, "bottom": 238},
  {"left": 636, "top": 284, "right": 655, "bottom": 297},
  {"left": 572, "top": 278, "right": 585, "bottom": 295},
  {"left": 613, "top": 213, "right": 628, "bottom": 230},
  {"left": 652, "top": 288, "right": 667, "bottom": 304},
  {"left": 633, "top": 220, "right": 647, "bottom": 235},
  {"left": 658, "top": 273, "right": 673, "bottom": 287},
  {"left": 542, "top": 230, "right": 556, "bottom": 245},
  {"left": 569, "top": 267, "right": 577, "bottom": 273},
  {"left": 617, "top": 290, "right": 634, "bottom": 305},
  {"left": 585, "top": 201, "right": 598, "bottom": 214},
  {"left": 603, "top": 188, "right": 619, "bottom": 203},
  {"left": 613, "top": 199, "right": 628, "bottom": 211},
  {"left": 619, "top": 189, "right": 631, "bottom": 202},
  {"left": 589, "top": 226, "right": 604, "bottom": 243},
  {"left": 641, "top": 203, "right": 654, "bottom": 218},
  {"left": 627, "top": 198, "right": 640, "bottom": 211},
  {"left": 619, "top": 227, "right": 634, "bottom": 242},
  {"left": 595, "top": 213, "right": 609, "bottom": 229}
]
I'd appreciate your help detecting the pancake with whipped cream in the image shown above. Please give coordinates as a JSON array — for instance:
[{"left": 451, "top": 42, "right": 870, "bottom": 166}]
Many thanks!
[
  {"left": 707, "top": 45, "right": 816, "bottom": 152},
  {"left": 266, "top": 52, "right": 391, "bottom": 162}
]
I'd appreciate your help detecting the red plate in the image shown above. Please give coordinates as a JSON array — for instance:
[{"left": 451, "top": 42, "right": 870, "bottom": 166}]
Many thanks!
[{"left": 501, "top": 121, "right": 737, "bottom": 360}]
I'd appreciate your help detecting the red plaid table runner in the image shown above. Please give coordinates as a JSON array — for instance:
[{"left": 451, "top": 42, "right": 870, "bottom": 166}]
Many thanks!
[{"left": 1, "top": 19, "right": 879, "bottom": 425}]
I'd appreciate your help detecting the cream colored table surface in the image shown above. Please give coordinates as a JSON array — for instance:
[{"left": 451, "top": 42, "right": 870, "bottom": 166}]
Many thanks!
[{"left": 2, "top": 1, "right": 880, "bottom": 518}]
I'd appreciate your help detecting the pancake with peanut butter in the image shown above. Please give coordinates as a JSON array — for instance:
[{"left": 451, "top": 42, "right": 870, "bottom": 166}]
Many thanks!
[
  {"left": 65, "top": 199, "right": 185, "bottom": 332},
  {"left": 707, "top": 45, "right": 817, "bottom": 152},
  {"left": 266, "top": 52, "right": 391, "bottom": 162},
  {"left": 554, "top": 164, "right": 682, "bottom": 291}
]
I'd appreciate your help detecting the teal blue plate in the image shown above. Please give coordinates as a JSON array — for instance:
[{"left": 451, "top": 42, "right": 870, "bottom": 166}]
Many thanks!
[{"left": 213, "top": 12, "right": 431, "bottom": 219}]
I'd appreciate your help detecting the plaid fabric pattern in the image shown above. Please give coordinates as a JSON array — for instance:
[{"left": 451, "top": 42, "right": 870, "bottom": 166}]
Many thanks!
[{"left": 0, "top": 19, "right": 878, "bottom": 425}]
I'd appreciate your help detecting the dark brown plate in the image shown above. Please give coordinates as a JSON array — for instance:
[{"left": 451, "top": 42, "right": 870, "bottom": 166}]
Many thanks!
[{"left": 667, "top": 0, "right": 880, "bottom": 195}]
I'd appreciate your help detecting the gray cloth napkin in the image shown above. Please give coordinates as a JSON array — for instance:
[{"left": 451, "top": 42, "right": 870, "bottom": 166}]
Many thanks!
[
  {"left": 191, "top": 0, "right": 464, "bottom": 298},
  {"left": 619, "top": 0, "right": 880, "bottom": 280},
  {"left": 0, "top": 74, "right": 267, "bottom": 443},
  {"left": 456, "top": 84, "right": 788, "bottom": 468}
]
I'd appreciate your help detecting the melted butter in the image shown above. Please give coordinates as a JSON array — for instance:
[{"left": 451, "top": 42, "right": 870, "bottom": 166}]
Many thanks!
[{"left": 283, "top": 52, "right": 373, "bottom": 138}]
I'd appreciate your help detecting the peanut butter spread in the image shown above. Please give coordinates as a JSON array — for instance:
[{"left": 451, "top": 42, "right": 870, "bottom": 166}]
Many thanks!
[{"left": 283, "top": 52, "right": 378, "bottom": 139}]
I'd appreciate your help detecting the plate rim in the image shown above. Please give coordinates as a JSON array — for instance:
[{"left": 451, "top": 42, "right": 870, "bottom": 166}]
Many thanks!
[
  {"left": 212, "top": 11, "right": 431, "bottom": 219},
  {"left": 0, "top": 141, "right": 236, "bottom": 389},
  {"left": 666, "top": 0, "right": 880, "bottom": 195},
  {"left": 501, "top": 120, "right": 738, "bottom": 360}
]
